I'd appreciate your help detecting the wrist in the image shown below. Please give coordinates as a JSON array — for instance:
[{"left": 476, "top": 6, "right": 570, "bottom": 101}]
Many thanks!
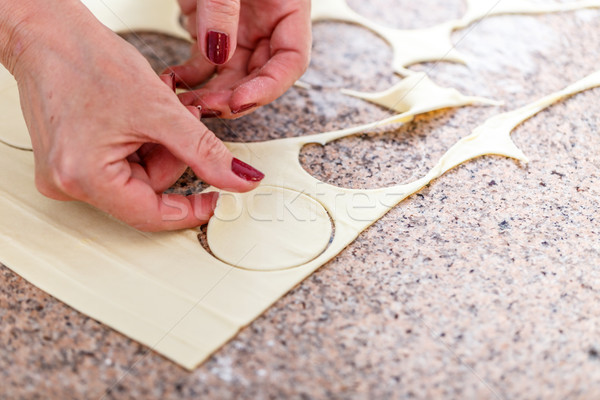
[{"left": 0, "top": 0, "right": 92, "bottom": 76}]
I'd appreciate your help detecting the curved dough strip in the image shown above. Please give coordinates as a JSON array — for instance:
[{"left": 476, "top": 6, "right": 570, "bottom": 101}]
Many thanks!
[
  {"left": 312, "top": 0, "right": 600, "bottom": 75},
  {"left": 341, "top": 72, "right": 502, "bottom": 114}
]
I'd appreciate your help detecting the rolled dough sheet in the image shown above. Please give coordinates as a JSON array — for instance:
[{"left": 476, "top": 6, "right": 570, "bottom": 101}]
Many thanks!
[
  {"left": 1, "top": 71, "right": 599, "bottom": 369},
  {"left": 0, "top": 71, "right": 31, "bottom": 150},
  {"left": 311, "top": 0, "right": 600, "bottom": 75}
]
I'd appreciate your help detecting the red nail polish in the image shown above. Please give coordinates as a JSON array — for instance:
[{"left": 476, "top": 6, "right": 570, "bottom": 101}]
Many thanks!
[
  {"left": 159, "top": 72, "right": 176, "bottom": 92},
  {"left": 207, "top": 30, "right": 229, "bottom": 65},
  {"left": 201, "top": 109, "right": 222, "bottom": 118},
  {"left": 231, "top": 158, "right": 264, "bottom": 182},
  {"left": 168, "top": 72, "right": 176, "bottom": 92},
  {"left": 231, "top": 103, "right": 257, "bottom": 114}
]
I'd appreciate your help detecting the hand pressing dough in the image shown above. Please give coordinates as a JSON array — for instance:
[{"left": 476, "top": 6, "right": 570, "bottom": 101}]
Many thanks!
[
  {"left": 341, "top": 72, "right": 502, "bottom": 114},
  {"left": 0, "top": 0, "right": 190, "bottom": 150},
  {"left": 312, "top": 0, "right": 600, "bottom": 75},
  {"left": 2, "top": 71, "right": 598, "bottom": 370}
]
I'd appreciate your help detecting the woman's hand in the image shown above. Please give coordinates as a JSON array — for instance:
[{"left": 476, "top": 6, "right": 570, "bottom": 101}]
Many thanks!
[
  {"left": 2, "top": 0, "right": 263, "bottom": 231},
  {"left": 169, "top": 0, "right": 311, "bottom": 118}
]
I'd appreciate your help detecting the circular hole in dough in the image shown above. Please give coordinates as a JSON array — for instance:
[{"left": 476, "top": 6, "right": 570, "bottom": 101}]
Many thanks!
[{"left": 207, "top": 186, "right": 333, "bottom": 271}]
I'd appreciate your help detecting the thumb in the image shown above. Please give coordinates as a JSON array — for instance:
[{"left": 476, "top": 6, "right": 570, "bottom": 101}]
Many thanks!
[
  {"left": 197, "top": 0, "right": 240, "bottom": 65},
  {"left": 154, "top": 111, "right": 263, "bottom": 192}
]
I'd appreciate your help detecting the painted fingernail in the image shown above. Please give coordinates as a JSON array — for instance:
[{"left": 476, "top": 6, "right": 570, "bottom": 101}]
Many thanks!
[
  {"left": 206, "top": 30, "right": 229, "bottom": 65},
  {"left": 201, "top": 109, "right": 222, "bottom": 118},
  {"left": 159, "top": 72, "right": 176, "bottom": 92},
  {"left": 231, "top": 103, "right": 257, "bottom": 114},
  {"left": 231, "top": 158, "right": 264, "bottom": 182}
]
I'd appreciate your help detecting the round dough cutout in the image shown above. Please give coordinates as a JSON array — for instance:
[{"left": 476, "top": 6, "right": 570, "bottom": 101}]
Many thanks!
[{"left": 207, "top": 186, "right": 332, "bottom": 271}]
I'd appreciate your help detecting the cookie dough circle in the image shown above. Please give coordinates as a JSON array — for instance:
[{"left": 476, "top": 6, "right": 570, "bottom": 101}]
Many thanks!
[{"left": 207, "top": 186, "right": 332, "bottom": 271}]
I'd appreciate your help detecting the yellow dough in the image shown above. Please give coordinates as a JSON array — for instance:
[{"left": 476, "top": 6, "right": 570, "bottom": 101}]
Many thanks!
[
  {"left": 312, "top": 0, "right": 600, "bottom": 75},
  {"left": 0, "top": 71, "right": 30, "bottom": 150},
  {"left": 340, "top": 72, "right": 502, "bottom": 114},
  {"left": 80, "top": 0, "right": 189, "bottom": 39},
  {"left": 1, "top": 70, "right": 599, "bottom": 369},
  {"left": 207, "top": 186, "right": 333, "bottom": 271},
  {"left": 2, "top": 0, "right": 600, "bottom": 370}
]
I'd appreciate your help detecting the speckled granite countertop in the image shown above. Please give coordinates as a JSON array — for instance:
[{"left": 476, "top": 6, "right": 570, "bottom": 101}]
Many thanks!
[{"left": 2, "top": 1, "right": 600, "bottom": 399}]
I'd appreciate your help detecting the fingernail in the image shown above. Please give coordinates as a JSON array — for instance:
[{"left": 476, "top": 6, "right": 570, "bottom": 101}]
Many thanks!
[
  {"left": 231, "top": 158, "right": 264, "bottom": 182},
  {"left": 208, "top": 191, "right": 220, "bottom": 211},
  {"left": 231, "top": 103, "right": 257, "bottom": 114},
  {"left": 159, "top": 72, "right": 176, "bottom": 92},
  {"left": 201, "top": 109, "right": 222, "bottom": 118},
  {"left": 206, "top": 30, "right": 229, "bottom": 65}
]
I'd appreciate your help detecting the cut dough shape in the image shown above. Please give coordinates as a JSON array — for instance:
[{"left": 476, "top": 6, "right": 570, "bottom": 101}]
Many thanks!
[
  {"left": 312, "top": 0, "right": 600, "bottom": 75},
  {"left": 207, "top": 186, "right": 333, "bottom": 271},
  {"left": 341, "top": 72, "right": 502, "bottom": 114},
  {"left": 2, "top": 71, "right": 596, "bottom": 370}
]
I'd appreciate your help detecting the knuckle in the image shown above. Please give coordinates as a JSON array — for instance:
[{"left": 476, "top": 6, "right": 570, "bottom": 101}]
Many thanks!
[
  {"left": 205, "top": 0, "right": 240, "bottom": 20},
  {"left": 48, "top": 154, "right": 83, "bottom": 197},
  {"left": 195, "top": 129, "right": 228, "bottom": 164},
  {"left": 300, "top": 53, "right": 311, "bottom": 75},
  {"left": 178, "top": 0, "right": 196, "bottom": 14},
  {"left": 34, "top": 173, "right": 58, "bottom": 199}
]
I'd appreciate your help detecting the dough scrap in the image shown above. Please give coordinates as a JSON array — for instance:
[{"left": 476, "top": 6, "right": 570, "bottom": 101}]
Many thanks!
[
  {"left": 312, "top": 0, "right": 600, "bottom": 75},
  {"left": 341, "top": 72, "right": 502, "bottom": 114}
]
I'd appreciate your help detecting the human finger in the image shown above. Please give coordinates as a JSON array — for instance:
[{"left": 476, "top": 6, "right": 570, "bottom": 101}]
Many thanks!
[
  {"left": 92, "top": 168, "right": 221, "bottom": 231},
  {"left": 163, "top": 48, "right": 216, "bottom": 89},
  {"left": 228, "top": 8, "right": 311, "bottom": 113},
  {"left": 143, "top": 105, "right": 264, "bottom": 192},
  {"left": 197, "top": 0, "right": 240, "bottom": 65}
]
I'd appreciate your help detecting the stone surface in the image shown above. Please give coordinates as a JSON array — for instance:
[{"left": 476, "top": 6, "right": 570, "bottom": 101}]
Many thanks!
[{"left": 2, "top": 2, "right": 600, "bottom": 399}]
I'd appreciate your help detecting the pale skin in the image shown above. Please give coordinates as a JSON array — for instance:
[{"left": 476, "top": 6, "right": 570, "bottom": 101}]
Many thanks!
[{"left": 0, "top": 0, "right": 311, "bottom": 231}]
